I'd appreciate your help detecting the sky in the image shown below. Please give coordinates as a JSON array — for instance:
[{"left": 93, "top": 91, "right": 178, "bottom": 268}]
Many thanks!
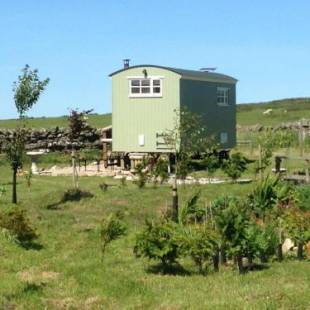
[{"left": 0, "top": 0, "right": 309, "bottom": 120}]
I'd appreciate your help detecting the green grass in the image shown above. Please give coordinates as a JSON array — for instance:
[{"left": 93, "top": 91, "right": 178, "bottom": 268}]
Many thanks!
[
  {"left": 0, "top": 161, "right": 309, "bottom": 309},
  {"left": 1, "top": 97, "right": 309, "bottom": 129},
  {"left": 237, "top": 97, "right": 310, "bottom": 126},
  {"left": 0, "top": 113, "right": 111, "bottom": 129}
]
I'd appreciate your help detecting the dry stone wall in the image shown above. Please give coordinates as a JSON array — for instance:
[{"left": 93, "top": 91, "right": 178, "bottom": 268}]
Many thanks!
[{"left": 0, "top": 127, "right": 103, "bottom": 152}]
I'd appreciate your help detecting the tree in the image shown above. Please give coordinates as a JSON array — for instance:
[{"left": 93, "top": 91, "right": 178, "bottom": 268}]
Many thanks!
[
  {"left": 13, "top": 64, "right": 49, "bottom": 118},
  {"left": 222, "top": 152, "right": 250, "bottom": 182},
  {"left": 4, "top": 128, "right": 27, "bottom": 203},
  {"left": 5, "top": 65, "right": 49, "bottom": 204},
  {"left": 163, "top": 107, "right": 216, "bottom": 221},
  {"left": 67, "top": 109, "right": 93, "bottom": 188}
]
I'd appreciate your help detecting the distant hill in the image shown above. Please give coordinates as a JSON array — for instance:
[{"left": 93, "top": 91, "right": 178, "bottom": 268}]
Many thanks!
[
  {"left": 0, "top": 98, "right": 309, "bottom": 129},
  {"left": 0, "top": 113, "right": 112, "bottom": 129},
  {"left": 237, "top": 97, "right": 310, "bottom": 126}
]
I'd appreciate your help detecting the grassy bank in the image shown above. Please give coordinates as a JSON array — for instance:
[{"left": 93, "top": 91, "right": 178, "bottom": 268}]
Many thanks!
[{"left": 0, "top": 162, "right": 309, "bottom": 309}]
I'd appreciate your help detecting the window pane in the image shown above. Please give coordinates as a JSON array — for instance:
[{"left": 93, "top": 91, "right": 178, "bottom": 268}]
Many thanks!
[
  {"left": 131, "top": 80, "right": 140, "bottom": 86},
  {"left": 142, "top": 87, "right": 150, "bottom": 93},
  {"left": 153, "top": 79, "right": 160, "bottom": 86},
  {"left": 131, "top": 87, "right": 140, "bottom": 94},
  {"left": 153, "top": 87, "right": 161, "bottom": 93},
  {"left": 141, "top": 79, "right": 150, "bottom": 86}
]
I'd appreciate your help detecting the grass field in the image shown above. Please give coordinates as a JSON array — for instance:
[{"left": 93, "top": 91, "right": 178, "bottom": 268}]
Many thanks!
[
  {"left": 0, "top": 159, "right": 309, "bottom": 309},
  {"left": 0, "top": 97, "right": 309, "bottom": 129},
  {"left": 237, "top": 97, "right": 310, "bottom": 126}
]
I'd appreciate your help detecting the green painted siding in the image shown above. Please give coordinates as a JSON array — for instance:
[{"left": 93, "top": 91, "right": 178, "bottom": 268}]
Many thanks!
[
  {"left": 180, "top": 79, "right": 236, "bottom": 148},
  {"left": 112, "top": 67, "right": 181, "bottom": 152}
]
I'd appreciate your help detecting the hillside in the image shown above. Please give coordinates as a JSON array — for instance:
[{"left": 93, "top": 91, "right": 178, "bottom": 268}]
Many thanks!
[
  {"left": 237, "top": 97, "right": 310, "bottom": 126},
  {"left": 0, "top": 98, "right": 309, "bottom": 129}
]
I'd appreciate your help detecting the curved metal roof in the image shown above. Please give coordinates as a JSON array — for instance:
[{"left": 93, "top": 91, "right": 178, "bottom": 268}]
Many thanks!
[{"left": 109, "top": 64, "right": 237, "bottom": 83}]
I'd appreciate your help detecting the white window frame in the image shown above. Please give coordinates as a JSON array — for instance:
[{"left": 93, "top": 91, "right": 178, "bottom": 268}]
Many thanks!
[
  {"left": 128, "top": 76, "right": 163, "bottom": 98},
  {"left": 217, "top": 87, "right": 229, "bottom": 106}
]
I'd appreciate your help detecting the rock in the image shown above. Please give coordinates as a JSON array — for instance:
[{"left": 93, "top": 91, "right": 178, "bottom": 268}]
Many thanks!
[{"left": 282, "top": 238, "right": 294, "bottom": 254}]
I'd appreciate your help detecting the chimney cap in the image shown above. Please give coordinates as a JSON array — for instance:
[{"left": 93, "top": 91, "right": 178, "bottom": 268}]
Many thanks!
[{"left": 123, "top": 59, "right": 130, "bottom": 68}]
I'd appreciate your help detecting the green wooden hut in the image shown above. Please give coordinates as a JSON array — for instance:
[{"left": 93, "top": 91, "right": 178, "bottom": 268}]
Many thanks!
[{"left": 109, "top": 64, "right": 237, "bottom": 154}]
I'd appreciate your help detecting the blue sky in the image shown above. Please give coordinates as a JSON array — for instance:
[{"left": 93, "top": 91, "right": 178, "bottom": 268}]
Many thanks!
[{"left": 0, "top": 0, "right": 309, "bottom": 119}]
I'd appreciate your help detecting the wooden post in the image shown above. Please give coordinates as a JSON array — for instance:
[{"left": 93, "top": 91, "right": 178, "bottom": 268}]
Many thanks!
[{"left": 305, "top": 160, "right": 310, "bottom": 183}]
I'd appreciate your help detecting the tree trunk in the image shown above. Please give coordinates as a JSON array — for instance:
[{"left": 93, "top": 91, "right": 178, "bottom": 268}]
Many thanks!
[
  {"left": 248, "top": 255, "right": 253, "bottom": 270},
  {"left": 260, "top": 253, "right": 268, "bottom": 263},
  {"left": 277, "top": 244, "right": 283, "bottom": 262},
  {"left": 297, "top": 242, "right": 303, "bottom": 260},
  {"left": 72, "top": 149, "right": 78, "bottom": 189},
  {"left": 236, "top": 255, "right": 244, "bottom": 274},
  {"left": 12, "top": 166, "right": 17, "bottom": 204},
  {"left": 172, "top": 177, "right": 178, "bottom": 222},
  {"left": 213, "top": 250, "right": 220, "bottom": 272},
  {"left": 220, "top": 246, "right": 227, "bottom": 264}
]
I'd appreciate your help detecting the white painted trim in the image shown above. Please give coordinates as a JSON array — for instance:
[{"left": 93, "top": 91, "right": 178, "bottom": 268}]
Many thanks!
[{"left": 127, "top": 76, "right": 163, "bottom": 98}]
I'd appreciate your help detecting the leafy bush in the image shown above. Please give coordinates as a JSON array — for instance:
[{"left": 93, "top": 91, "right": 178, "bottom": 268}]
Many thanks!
[
  {"left": 133, "top": 163, "right": 148, "bottom": 189},
  {"left": 134, "top": 220, "right": 180, "bottom": 269},
  {"left": 61, "top": 188, "right": 94, "bottom": 202},
  {"left": 296, "top": 186, "right": 310, "bottom": 211},
  {"left": 248, "top": 177, "right": 279, "bottom": 218},
  {"left": 151, "top": 158, "right": 169, "bottom": 185},
  {"left": 179, "top": 191, "right": 205, "bottom": 225},
  {"left": 0, "top": 207, "right": 38, "bottom": 244},
  {"left": 222, "top": 152, "right": 250, "bottom": 182},
  {"left": 100, "top": 213, "right": 126, "bottom": 258},
  {"left": 178, "top": 224, "right": 218, "bottom": 273}
]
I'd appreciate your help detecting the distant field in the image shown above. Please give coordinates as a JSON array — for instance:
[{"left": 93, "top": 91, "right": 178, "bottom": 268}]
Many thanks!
[
  {"left": 0, "top": 98, "right": 309, "bottom": 129},
  {"left": 0, "top": 114, "right": 112, "bottom": 129},
  {"left": 237, "top": 97, "right": 310, "bottom": 126}
]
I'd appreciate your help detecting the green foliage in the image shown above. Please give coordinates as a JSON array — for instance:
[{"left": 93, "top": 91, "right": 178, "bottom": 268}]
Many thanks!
[
  {"left": 61, "top": 188, "right": 94, "bottom": 202},
  {"left": 201, "top": 154, "right": 219, "bottom": 179},
  {"left": 248, "top": 177, "right": 279, "bottom": 218},
  {"left": 100, "top": 213, "right": 126, "bottom": 258},
  {"left": 4, "top": 127, "right": 27, "bottom": 170},
  {"left": 0, "top": 186, "right": 6, "bottom": 198},
  {"left": 13, "top": 64, "right": 49, "bottom": 118},
  {"left": 134, "top": 220, "right": 180, "bottom": 268},
  {"left": 296, "top": 186, "right": 310, "bottom": 211},
  {"left": 133, "top": 163, "right": 148, "bottom": 189},
  {"left": 222, "top": 152, "right": 250, "bottom": 181},
  {"left": 24, "top": 170, "right": 33, "bottom": 188},
  {"left": 0, "top": 206, "right": 38, "bottom": 244},
  {"left": 179, "top": 191, "right": 205, "bottom": 225},
  {"left": 214, "top": 201, "right": 249, "bottom": 257},
  {"left": 68, "top": 109, "right": 93, "bottom": 142},
  {"left": 178, "top": 224, "right": 217, "bottom": 273},
  {"left": 244, "top": 220, "right": 278, "bottom": 261},
  {"left": 283, "top": 208, "right": 310, "bottom": 244},
  {"left": 151, "top": 158, "right": 169, "bottom": 185}
]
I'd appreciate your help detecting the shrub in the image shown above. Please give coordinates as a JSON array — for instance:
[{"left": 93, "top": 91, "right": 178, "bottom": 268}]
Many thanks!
[
  {"left": 178, "top": 224, "right": 218, "bottom": 273},
  {"left": 179, "top": 191, "right": 205, "bottom": 225},
  {"left": 134, "top": 219, "right": 180, "bottom": 269},
  {"left": 133, "top": 163, "right": 148, "bottom": 189},
  {"left": 283, "top": 208, "right": 310, "bottom": 260},
  {"left": 151, "top": 158, "right": 169, "bottom": 185},
  {"left": 222, "top": 152, "right": 250, "bottom": 182},
  {"left": 0, "top": 207, "right": 38, "bottom": 244},
  {"left": 0, "top": 186, "right": 6, "bottom": 198},
  {"left": 248, "top": 177, "right": 279, "bottom": 218},
  {"left": 100, "top": 213, "right": 126, "bottom": 258},
  {"left": 61, "top": 188, "right": 94, "bottom": 202}
]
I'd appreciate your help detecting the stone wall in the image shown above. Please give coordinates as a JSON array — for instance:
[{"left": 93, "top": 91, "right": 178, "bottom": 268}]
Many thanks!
[{"left": 0, "top": 127, "right": 103, "bottom": 152}]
